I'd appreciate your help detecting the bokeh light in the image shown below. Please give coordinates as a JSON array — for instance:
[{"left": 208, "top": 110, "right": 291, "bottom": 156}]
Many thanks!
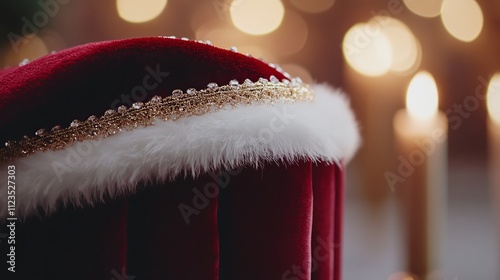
[
  {"left": 372, "top": 17, "right": 419, "bottom": 74},
  {"left": 343, "top": 17, "right": 420, "bottom": 77},
  {"left": 266, "top": 10, "right": 308, "bottom": 55},
  {"left": 342, "top": 23, "right": 393, "bottom": 77},
  {"left": 238, "top": 45, "right": 277, "bottom": 62},
  {"left": 289, "top": 0, "right": 334, "bottom": 14},
  {"left": 3, "top": 35, "right": 48, "bottom": 67},
  {"left": 394, "top": 38, "right": 422, "bottom": 77},
  {"left": 406, "top": 71, "right": 439, "bottom": 120},
  {"left": 39, "top": 29, "right": 67, "bottom": 52},
  {"left": 230, "top": 0, "right": 285, "bottom": 35},
  {"left": 487, "top": 73, "right": 500, "bottom": 124},
  {"left": 196, "top": 25, "right": 245, "bottom": 49},
  {"left": 441, "top": 0, "right": 483, "bottom": 42},
  {"left": 117, "top": 0, "right": 167, "bottom": 23},
  {"left": 403, "top": 0, "right": 443, "bottom": 18}
]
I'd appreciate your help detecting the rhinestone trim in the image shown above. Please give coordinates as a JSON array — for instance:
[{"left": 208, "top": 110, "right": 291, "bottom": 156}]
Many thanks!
[{"left": 0, "top": 78, "right": 313, "bottom": 163}]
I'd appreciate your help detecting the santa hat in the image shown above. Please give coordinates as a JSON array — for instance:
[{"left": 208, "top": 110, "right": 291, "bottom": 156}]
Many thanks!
[{"left": 0, "top": 37, "right": 359, "bottom": 279}]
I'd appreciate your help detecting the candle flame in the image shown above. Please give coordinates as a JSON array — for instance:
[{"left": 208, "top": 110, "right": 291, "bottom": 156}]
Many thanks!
[
  {"left": 406, "top": 71, "right": 438, "bottom": 120},
  {"left": 487, "top": 73, "right": 500, "bottom": 124}
]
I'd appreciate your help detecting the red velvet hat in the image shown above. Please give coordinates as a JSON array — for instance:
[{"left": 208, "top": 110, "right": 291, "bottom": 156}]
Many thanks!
[{"left": 0, "top": 37, "right": 359, "bottom": 279}]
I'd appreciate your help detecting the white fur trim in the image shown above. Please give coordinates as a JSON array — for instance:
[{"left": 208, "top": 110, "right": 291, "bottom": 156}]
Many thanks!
[{"left": 0, "top": 84, "right": 359, "bottom": 218}]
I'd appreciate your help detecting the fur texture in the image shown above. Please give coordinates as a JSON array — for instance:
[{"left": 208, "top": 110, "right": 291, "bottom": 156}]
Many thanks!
[{"left": 0, "top": 84, "right": 359, "bottom": 218}]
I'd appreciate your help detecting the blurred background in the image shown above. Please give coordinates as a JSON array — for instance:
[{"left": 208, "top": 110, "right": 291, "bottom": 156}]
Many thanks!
[{"left": 0, "top": 0, "right": 499, "bottom": 279}]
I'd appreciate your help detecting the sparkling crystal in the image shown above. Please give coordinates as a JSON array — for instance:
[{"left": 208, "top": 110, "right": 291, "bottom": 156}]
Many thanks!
[
  {"left": 295, "top": 77, "right": 303, "bottom": 84},
  {"left": 258, "top": 78, "right": 268, "bottom": 84},
  {"left": 105, "top": 109, "right": 116, "bottom": 115},
  {"left": 207, "top": 82, "right": 218, "bottom": 89},
  {"left": 230, "top": 46, "right": 238, "bottom": 52},
  {"left": 35, "top": 129, "right": 46, "bottom": 136},
  {"left": 284, "top": 72, "right": 292, "bottom": 79},
  {"left": 70, "top": 120, "right": 81, "bottom": 127},
  {"left": 51, "top": 125, "right": 62, "bottom": 131},
  {"left": 118, "top": 105, "right": 127, "bottom": 112},
  {"left": 132, "top": 102, "right": 144, "bottom": 109},
  {"left": 186, "top": 88, "right": 196, "bottom": 95},
  {"left": 204, "top": 40, "right": 212, "bottom": 45},
  {"left": 172, "top": 89, "right": 183, "bottom": 97},
  {"left": 270, "top": 75, "right": 279, "bottom": 83},
  {"left": 23, "top": 135, "right": 29, "bottom": 140},
  {"left": 246, "top": 53, "right": 253, "bottom": 58},
  {"left": 166, "top": 36, "right": 176, "bottom": 39},
  {"left": 243, "top": 79, "right": 253, "bottom": 86},
  {"left": 229, "top": 79, "right": 239, "bottom": 87},
  {"left": 196, "top": 40, "right": 203, "bottom": 43},
  {"left": 5, "top": 141, "right": 11, "bottom": 147},
  {"left": 19, "top": 58, "right": 30, "bottom": 66},
  {"left": 268, "top": 63, "right": 276, "bottom": 68},
  {"left": 282, "top": 79, "right": 290, "bottom": 85},
  {"left": 150, "top": 95, "right": 162, "bottom": 103},
  {"left": 181, "top": 37, "right": 189, "bottom": 41}
]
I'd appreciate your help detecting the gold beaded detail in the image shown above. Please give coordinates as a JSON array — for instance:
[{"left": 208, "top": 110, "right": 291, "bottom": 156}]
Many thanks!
[{"left": 0, "top": 77, "right": 313, "bottom": 163}]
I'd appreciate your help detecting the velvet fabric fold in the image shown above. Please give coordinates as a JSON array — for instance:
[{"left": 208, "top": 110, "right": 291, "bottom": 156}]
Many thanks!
[{"left": 1, "top": 161, "right": 343, "bottom": 280}]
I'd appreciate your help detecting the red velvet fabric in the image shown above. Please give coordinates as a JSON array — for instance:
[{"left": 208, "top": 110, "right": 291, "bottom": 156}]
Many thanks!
[
  {"left": 311, "top": 162, "right": 345, "bottom": 280},
  {"left": 0, "top": 38, "right": 346, "bottom": 279},
  {"left": 216, "top": 161, "right": 314, "bottom": 279},
  {"left": 1, "top": 161, "right": 344, "bottom": 280},
  {"left": 0, "top": 37, "right": 286, "bottom": 143},
  {"left": 0, "top": 198, "right": 128, "bottom": 279},
  {"left": 126, "top": 175, "right": 220, "bottom": 279}
]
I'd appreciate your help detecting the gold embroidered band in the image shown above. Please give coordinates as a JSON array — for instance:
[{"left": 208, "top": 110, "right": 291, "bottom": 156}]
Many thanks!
[{"left": 1, "top": 77, "right": 313, "bottom": 163}]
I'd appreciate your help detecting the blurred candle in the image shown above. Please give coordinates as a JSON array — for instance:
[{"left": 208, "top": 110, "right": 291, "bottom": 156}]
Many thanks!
[
  {"left": 342, "top": 18, "right": 420, "bottom": 214},
  {"left": 393, "top": 71, "right": 448, "bottom": 278},
  {"left": 487, "top": 73, "right": 500, "bottom": 260}
]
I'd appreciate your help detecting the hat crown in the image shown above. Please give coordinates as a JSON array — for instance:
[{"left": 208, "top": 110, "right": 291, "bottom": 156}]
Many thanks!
[{"left": 0, "top": 37, "right": 287, "bottom": 143}]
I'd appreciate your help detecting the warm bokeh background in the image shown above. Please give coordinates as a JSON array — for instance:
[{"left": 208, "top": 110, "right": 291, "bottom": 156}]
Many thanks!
[{"left": 1, "top": 0, "right": 499, "bottom": 279}]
